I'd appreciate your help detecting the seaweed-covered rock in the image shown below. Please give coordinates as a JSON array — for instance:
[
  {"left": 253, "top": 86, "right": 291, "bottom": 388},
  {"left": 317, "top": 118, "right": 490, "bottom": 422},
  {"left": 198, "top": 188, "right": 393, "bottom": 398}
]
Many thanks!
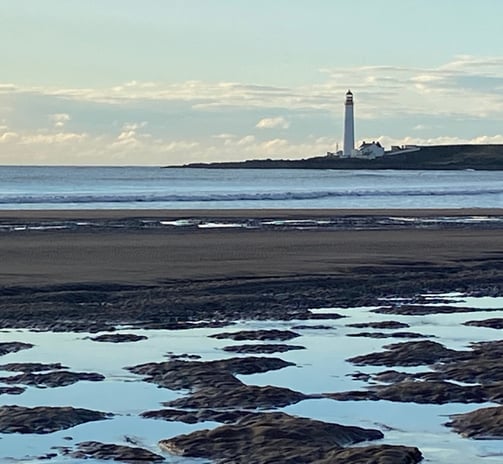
[
  {"left": 346, "top": 331, "right": 430, "bottom": 339},
  {"left": 445, "top": 405, "right": 503, "bottom": 439},
  {"left": 64, "top": 441, "right": 165, "bottom": 462},
  {"left": 0, "top": 342, "right": 33, "bottom": 356},
  {"left": 165, "top": 383, "right": 308, "bottom": 410},
  {"left": 90, "top": 333, "right": 148, "bottom": 343},
  {"left": 0, "top": 406, "right": 110, "bottom": 434},
  {"left": 159, "top": 412, "right": 385, "bottom": 464},
  {"left": 329, "top": 380, "right": 487, "bottom": 404},
  {"left": 463, "top": 318, "right": 503, "bottom": 329},
  {"left": 0, "top": 362, "right": 67, "bottom": 372},
  {"left": 347, "top": 321, "right": 410, "bottom": 329},
  {"left": 312, "top": 444, "right": 423, "bottom": 464},
  {"left": 209, "top": 329, "right": 300, "bottom": 341},
  {"left": 142, "top": 408, "right": 261, "bottom": 424},
  {"left": 222, "top": 343, "right": 305, "bottom": 354},
  {"left": 348, "top": 340, "right": 468, "bottom": 367},
  {"left": 1, "top": 370, "right": 105, "bottom": 388}
]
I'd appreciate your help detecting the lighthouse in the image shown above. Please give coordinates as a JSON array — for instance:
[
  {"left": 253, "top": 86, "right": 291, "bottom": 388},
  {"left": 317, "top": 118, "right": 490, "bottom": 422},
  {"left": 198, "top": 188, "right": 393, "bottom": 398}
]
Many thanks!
[{"left": 343, "top": 90, "right": 355, "bottom": 157}]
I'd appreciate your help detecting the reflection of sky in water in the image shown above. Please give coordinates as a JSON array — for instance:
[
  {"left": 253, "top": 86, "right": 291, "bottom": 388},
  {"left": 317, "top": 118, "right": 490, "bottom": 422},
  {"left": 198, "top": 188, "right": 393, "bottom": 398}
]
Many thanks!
[{"left": 1, "top": 296, "right": 503, "bottom": 462}]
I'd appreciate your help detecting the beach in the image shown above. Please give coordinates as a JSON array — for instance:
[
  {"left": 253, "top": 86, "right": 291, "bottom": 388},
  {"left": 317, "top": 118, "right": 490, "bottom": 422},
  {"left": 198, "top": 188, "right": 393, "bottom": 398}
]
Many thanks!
[
  {"left": 2, "top": 208, "right": 503, "bottom": 462},
  {"left": 1, "top": 209, "right": 502, "bottom": 330}
]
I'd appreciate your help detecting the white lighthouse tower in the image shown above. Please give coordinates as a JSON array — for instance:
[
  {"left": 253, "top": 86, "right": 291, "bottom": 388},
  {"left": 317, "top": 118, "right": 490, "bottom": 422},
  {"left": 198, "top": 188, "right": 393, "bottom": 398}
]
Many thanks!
[{"left": 343, "top": 90, "right": 355, "bottom": 157}]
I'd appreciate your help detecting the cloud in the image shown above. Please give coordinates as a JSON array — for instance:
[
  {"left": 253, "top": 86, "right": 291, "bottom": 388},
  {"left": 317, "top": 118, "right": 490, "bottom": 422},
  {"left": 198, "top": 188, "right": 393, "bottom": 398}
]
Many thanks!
[
  {"left": 49, "top": 113, "right": 71, "bottom": 128},
  {"left": 256, "top": 116, "right": 290, "bottom": 129}
]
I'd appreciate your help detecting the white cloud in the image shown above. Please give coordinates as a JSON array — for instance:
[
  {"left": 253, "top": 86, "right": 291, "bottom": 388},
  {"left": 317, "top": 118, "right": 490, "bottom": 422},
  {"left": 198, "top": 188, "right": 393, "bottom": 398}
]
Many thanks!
[
  {"left": 256, "top": 116, "right": 290, "bottom": 129},
  {"left": 49, "top": 113, "right": 71, "bottom": 128}
]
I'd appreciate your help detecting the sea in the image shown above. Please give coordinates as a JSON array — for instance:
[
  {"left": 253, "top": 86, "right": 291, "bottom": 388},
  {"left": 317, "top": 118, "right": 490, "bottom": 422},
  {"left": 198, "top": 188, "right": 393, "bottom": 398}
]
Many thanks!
[{"left": 0, "top": 166, "right": 502, "bottom": 209}]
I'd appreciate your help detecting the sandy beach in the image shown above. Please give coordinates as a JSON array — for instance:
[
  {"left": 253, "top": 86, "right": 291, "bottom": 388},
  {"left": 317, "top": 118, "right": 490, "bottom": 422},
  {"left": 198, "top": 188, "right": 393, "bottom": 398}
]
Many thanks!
[{"left": 0, "top": 209, "right": 502, "bottom": 329}]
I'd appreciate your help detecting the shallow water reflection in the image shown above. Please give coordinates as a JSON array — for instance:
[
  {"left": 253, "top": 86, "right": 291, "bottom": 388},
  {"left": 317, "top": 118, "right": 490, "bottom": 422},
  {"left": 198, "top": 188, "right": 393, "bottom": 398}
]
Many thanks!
[{"left": 1, "top": 295, "right": 502, "bottom": 462}]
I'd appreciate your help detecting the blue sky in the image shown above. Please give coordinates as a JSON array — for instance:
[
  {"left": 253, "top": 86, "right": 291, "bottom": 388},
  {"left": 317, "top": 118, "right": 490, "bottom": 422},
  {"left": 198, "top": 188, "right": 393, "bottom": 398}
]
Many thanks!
[{"left": 1, "top": 0, "right": 503, "bottom": 165}]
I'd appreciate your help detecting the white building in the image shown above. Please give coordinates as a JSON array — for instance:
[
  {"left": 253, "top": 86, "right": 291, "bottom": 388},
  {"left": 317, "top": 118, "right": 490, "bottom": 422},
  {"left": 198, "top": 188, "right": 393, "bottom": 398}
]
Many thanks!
[{"left": 355, "top": 141, "right": 385, "bottom": 159}]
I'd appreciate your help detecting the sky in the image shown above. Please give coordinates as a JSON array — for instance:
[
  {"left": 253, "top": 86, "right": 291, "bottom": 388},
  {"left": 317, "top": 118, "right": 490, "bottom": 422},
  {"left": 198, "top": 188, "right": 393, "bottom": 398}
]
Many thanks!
[{"left": 1, "top": 0, "right": 503, "bottom": 165}]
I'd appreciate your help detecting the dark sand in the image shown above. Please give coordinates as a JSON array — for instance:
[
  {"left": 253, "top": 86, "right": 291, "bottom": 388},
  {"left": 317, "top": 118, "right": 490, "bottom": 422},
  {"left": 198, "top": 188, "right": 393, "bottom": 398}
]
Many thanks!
[{"left": 1, "top": 209, "right": 502, "bottom": 329}]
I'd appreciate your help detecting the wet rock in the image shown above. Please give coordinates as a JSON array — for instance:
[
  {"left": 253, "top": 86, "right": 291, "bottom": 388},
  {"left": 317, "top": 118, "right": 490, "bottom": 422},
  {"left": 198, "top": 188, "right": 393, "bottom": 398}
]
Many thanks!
[
  {"left": 0, "top": 386, "right": 24, "bottom": 395},
  {"left": 142, "top": 408, "right": 261, "bottom": 424},
  {"left": 164, "top": 352, "right": 202, "bottom": 360},
  {"left": 165, "top": 383, "right": 308, "bottom": 410},
  {"left": 329, "top": 380, "right": 487, "bottom": 404},
  {"left": 347, "top": 321, "right": 410, "bottom": 329},
  {"left": 0, "top": 362, "right": 67, "bottom": 372},
  {"left": 64, "top": 441, "right": 165, "bottom": 462},
  {"left": 305, "top": 312, "right": 345, "bottom": 320},
  {"left": 0, "top": 341, "right": 33, "bottom": 356},
  {"left": 312, "top": 444, "right": 423, "bottom": 464},
  {"left": 127, "top": 356, "right": 293, "bottom": 390},
  {"left": 348, "top": 340, "right": 468, "bottom": 367},
  {"left": 372, "top": 305, "right": 492, "bottom": 315},
  {"left": 0, "top": 370, "right": 105, "bottom": 388},
  {"left": 0, "top": 405, "right": 110, "bottom": 433},
  {"left": 464, "top": 318, "right": 503, "bottom": 329},
  {"left": 222, "top": 343, "right": 305, "bottom": 354},
  {"left": 129, "top": 356, "right": 303, "bottom": 410},
  {"left": 291, "top": 324, "right": 333, "bottom": 330},
  {"left": 346, "top": 331, "right": 430, "bottom": 339},
  {"left": 89, "top": 333, "right": 147, "bottom": 343},
  {"left": 445, "top": 405, "right": 503, "bottom": 439},
  {"left": 159, "top": 412, "right": 385, "bottom": 464},
  {"left": 209, "top": 329, "right": 300, "bottom": 341}
]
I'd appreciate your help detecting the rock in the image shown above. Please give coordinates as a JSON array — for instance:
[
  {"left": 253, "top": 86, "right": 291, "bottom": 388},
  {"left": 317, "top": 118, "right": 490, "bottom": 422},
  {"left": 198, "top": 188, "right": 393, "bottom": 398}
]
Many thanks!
[
  {"left": 348, "top": 340, "right": 468, "bottom": 367},
  {"left": 165, "top": 383, "right": 308, "bottom": 410},
  {"left": 0, "top": 386, "right": 24, "bottom": 395},
  {"left": 372, "top": 305, "right": 491, "bottom": 315},
  {"left": 445, "top": 405, "right": 503, "bottom": 439},
  {"left": 0, "top": 370, "right": 105, "bottom": 388},
  {"left": 63, "top": 441, "right": 165, "bottom": 462},
  {"left": 0, "top": 362, "right": 67, "bottom": 372},
  {"left": 464, "top": 318, "right": 503, "bottom": 329},
  {"left": 291, "top": 324, "right": 333, "bottom": 330},
  {"left": 329, "top": 380, "right": 487, "bottom": 404},
  {"left": 346, "top": 331, "right": 430, "bottom": 339},
  {"left": 222, "top": 343, "right": 305, "bottom": 354},
  {"left": 127, "top": 356, "right": 293, "bottom": 390},
  {"left": 159, "top": 412, "right": 385, "bottom": 464},
  {"left": 209, "top": 329, "right": 300, "bottom": 341},
  {"left": 0, "top": 341, "right": 33, "bottom": 356},
  {"left": 142, "top": 408, "right": 260, "bottom": 424},
  {"left": 312, "top": 444, "right": 423, "bottom": 464},
  {"left": 347, "top": 321, "right": 410, "bottom": 329},
  {"left": 0, "top": 405, "right": 110, "bottom": 434},
  {"left": 89, "top": 333, "right": 148, "bottom": 343}
]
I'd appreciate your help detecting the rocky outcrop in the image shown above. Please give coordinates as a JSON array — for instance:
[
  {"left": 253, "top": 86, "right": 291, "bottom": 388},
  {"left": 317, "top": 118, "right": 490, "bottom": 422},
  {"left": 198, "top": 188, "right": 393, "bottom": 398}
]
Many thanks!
[
  {"left": 209, "top": 329, "right": 300, "bottom": 341},
  {"left": 130, "top": 356, "right": 305, "bottom": 410},
  {"left": 346, "top": 331, "right": 430, "bottom": 339},
  {"left": 89, "top": 333, "right": 148, "bottom": 343},
  {"left": 0, "top": 406, "right": 110, "bottom": 433},
  {"left": 0, "top": 362, "right": 66, "bottom": 372},
  {"left": 445, "top": 405, "right": 503, "bottom": 439},
  {"left": 463, "top": 318, "right": 503, "bottom": 329},
  {"left": 329, "top": 380, "right": 486, "bottom": 404},
  {"left": 0, "top": 370, "right": 105, "bottom": 388},
  {"left": 347, "top": 340, "right": 468, "bottom": 367},
  {"left": 311, "top": 444, "right": 423, "bottom": 464},
  {"left": 62, "top": 441, "right": 165, "bottom": 462},
  {"left": 142, "top": 408, "right": 259, "bottom": 424},
  {"left": 221, "top": 343, "right": 305, "bottom": 354},
  {"left": 159, "top": 412, "right": 391, "bottom": 464},
  {"left": 0, "top": 341, "right": 33, "bottom": 356},
  {"left": 347, "top": 321, "right": 410, "bottom": 329}
]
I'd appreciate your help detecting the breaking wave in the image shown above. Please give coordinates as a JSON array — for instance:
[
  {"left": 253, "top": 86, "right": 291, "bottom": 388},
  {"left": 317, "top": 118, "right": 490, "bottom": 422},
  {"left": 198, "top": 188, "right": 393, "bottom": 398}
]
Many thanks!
[{"left": 0, "top": 188, "right": 501, "bottom": 205}]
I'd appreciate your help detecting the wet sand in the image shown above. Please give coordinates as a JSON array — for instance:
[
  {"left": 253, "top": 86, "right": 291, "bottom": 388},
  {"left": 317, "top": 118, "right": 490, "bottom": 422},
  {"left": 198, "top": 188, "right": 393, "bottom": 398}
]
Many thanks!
[{"left": 0, "top": 209, "right": 502, "bottom": 329}]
